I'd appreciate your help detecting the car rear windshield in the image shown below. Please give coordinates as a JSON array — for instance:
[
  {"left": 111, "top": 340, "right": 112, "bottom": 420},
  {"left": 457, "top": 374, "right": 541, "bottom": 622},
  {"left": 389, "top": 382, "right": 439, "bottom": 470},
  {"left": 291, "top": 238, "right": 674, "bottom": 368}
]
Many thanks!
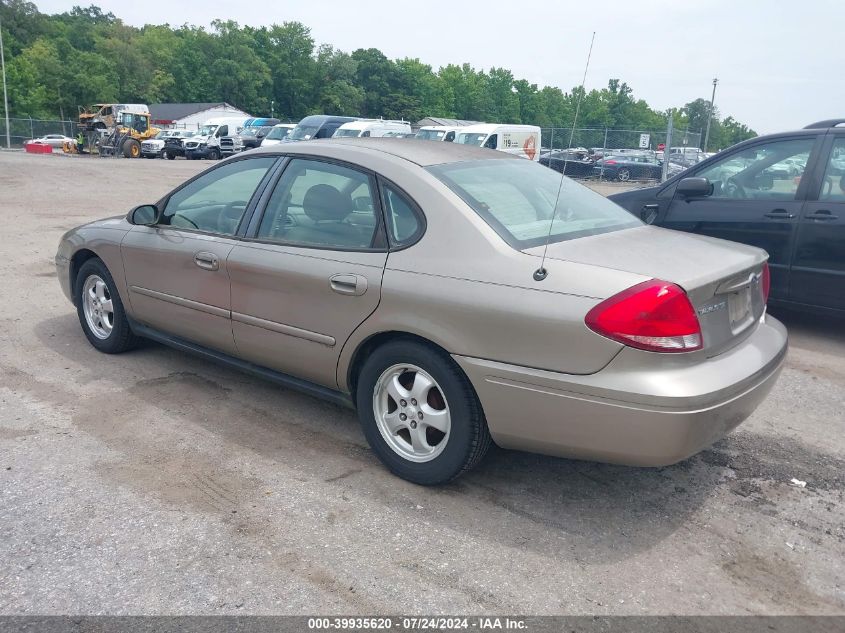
[
  {"left": 428, "top": 159, "right": 641, "bottom": 248},
  {"left": 266, "top": 126, "right": 291, "bottom": 140}
]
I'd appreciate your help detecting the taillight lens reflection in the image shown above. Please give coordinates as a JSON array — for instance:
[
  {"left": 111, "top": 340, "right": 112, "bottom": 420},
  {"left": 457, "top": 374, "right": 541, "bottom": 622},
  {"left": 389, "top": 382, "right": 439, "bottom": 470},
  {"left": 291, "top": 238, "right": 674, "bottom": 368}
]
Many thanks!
[
  {"left": 761, "top": 262, "right": 771, "bottom": 303},
  {"left": 585, "top": 279, "right": 703, "bottom": 353}
]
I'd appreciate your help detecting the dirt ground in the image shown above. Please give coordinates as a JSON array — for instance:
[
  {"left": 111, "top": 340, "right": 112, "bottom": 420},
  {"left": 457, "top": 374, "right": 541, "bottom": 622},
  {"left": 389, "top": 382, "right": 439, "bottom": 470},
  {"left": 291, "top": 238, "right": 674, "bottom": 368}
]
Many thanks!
[{"left": 0, "top": 150, "right": 843, "bottom": 615}]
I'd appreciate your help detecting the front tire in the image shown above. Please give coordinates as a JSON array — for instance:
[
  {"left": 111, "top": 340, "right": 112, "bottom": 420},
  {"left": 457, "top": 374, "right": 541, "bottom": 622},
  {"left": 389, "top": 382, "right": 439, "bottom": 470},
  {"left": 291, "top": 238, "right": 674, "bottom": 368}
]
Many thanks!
[
  {"left": 208, "top": 148, "right": 221, "bottom": 160},
  {"left": 122, "top": 138, "right": 141, "bottom": 158},
  {"left": 356, "top": 340, "right": 491, "bottom": 485},
  {"left": 75, "top": 258, "right": 138, "bottom": 354},
  {"left": 617, "top": 167, "right": 631, "bottom": 182}
]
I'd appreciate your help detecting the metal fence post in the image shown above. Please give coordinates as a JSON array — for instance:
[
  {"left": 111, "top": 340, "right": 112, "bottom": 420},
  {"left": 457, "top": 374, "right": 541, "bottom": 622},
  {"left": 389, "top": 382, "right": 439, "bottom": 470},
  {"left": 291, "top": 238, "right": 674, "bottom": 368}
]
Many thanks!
[
  {"left": 30, "top": 117, "right": 34, "bottom": 141},
  {"left": 600, "top": 128, "right": 609, "bottom": 181},
  {"left": 662, "top": 115, "right": 674, "bottom": 182}
]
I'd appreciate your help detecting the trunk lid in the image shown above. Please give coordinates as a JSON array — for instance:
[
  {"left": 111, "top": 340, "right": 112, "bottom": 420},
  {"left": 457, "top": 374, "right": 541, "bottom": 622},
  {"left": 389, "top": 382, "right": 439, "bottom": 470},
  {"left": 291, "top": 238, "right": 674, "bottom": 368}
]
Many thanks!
[{"left": 524, "top": 225, "right": 769, "bottom": 355}]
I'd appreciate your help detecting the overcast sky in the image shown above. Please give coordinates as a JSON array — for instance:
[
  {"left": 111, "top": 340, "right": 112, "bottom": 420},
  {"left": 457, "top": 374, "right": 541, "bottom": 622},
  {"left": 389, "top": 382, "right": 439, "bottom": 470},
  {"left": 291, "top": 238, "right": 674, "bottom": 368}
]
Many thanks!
[{"left": 33, "top": 0, "right": 844, "bottom": 134}]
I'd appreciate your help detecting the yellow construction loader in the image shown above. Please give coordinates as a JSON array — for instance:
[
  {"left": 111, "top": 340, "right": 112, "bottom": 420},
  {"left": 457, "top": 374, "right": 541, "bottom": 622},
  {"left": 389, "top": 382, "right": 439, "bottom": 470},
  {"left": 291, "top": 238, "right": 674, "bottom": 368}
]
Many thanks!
[{"left": 98, "top": 112, "right": 161, "bottom": 158}]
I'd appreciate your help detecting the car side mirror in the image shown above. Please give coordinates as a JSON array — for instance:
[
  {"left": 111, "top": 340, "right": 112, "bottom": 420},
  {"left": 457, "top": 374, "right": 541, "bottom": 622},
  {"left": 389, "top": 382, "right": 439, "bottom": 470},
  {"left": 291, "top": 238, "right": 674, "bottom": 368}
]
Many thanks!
[
  {"left": 676, "top": 177, "right": 713, "bottom": 198},
  {"left": 127, "top": 204, "right": 160, "bottom": 226}
]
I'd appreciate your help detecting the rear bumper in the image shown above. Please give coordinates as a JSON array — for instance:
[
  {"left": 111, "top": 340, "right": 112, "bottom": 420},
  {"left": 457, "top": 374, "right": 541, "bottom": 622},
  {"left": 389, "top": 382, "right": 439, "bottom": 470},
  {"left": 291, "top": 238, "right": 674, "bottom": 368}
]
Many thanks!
[{"left": 453, "top": 315, "right": 787, "bottom": 466}]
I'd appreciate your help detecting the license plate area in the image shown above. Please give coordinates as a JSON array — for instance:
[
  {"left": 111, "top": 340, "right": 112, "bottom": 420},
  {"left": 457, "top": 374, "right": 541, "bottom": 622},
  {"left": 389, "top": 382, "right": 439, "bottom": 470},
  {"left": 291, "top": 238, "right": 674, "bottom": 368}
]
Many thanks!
[{"left": 728, "top": 287, "right": 753, "bottom": 332}]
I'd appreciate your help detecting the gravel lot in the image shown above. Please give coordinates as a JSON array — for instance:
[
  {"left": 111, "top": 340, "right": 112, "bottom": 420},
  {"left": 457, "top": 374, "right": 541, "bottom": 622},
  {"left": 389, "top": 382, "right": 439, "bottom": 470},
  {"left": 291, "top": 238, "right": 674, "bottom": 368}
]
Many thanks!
[{"left": 1, "top": 151, "right": 843, "bottom": 615}]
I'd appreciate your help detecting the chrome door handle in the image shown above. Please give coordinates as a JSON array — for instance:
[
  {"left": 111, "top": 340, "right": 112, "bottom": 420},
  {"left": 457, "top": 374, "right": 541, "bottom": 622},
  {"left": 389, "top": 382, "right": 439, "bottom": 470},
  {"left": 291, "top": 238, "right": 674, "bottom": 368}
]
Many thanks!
[
  {"left": 806, "top": 210, "right": 838, "bottom": 221},
  {"left": 763, "top": 209, "right": 795, "bottom": 219},
  {"left": 330, "top": 273, "right": 367, "bottom": 296},
  {"left": 194, "top": 251, "right": 219, "bottom": 271}
]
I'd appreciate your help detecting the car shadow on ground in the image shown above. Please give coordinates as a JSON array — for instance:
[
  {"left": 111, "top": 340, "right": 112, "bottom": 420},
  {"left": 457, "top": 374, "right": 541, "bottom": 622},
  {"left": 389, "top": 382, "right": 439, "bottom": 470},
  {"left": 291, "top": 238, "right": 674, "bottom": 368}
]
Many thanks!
[
  {"left": 31, "top": 313, "right": 843, "bottom": 565},
  {"left": 768, "top": 306, "right": 845, "bottom": 353}
]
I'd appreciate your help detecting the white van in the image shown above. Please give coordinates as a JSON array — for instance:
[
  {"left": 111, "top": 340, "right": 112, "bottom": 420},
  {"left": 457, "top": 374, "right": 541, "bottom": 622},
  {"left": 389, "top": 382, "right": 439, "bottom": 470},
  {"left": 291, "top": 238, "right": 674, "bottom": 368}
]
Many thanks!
[
  {"left": 260, "top": 123, "right": 297, "bottom": 147},
  {"left": 183, "top": 116, "right": 252, "bottom": 160},
  {"left": 415, "top": 125, "right": 461, "bottom": 142},
  {"left": 455, "top": 124, "right": 541, "bottom": 161},
  {"left": 332, "top": 119, "right": 412, "bottom": 138}
]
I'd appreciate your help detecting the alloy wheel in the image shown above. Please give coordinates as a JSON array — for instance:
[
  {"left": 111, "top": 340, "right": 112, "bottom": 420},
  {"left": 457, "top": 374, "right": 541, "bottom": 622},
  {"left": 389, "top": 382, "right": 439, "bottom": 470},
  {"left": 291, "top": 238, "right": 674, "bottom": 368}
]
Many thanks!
[
  {"left": 82, "top": 275, "right": 114, "bottom": 339},
  {"left": 372, "top": 364, "right": 451, "bottom": 463}
]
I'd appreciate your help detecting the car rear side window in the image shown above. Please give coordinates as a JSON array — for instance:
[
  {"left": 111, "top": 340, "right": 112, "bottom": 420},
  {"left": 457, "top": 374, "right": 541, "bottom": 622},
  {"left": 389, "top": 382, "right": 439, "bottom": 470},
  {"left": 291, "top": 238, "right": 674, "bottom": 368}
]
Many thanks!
[
  {"left": 257, "top": 159, "right": 380, "bottom": 250},
  {"left": 161, "top": 157, "right": 276, "bottom": 235},
  {"left": 381, "top": 184, "right": 422, "bottom": 246},
  {"left": 819, "top": 137, "right": 845, "bottom": 201},
  {"left": 428, "top": 159, "right": 641, "bottom": 248}
]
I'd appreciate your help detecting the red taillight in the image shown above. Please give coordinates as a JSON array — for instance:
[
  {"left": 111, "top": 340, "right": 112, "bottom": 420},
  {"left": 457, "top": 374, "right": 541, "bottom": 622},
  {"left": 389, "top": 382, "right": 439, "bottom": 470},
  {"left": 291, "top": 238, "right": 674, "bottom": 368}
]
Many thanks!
[
  {"left": 605, "top": 159, "right": 617, "bottom": 165},
  {"left": 586, "top": 279, "right": 703, "bottom": 353},
  {"left": 761, "top": 262, "right": 771, "bottom": 303}
]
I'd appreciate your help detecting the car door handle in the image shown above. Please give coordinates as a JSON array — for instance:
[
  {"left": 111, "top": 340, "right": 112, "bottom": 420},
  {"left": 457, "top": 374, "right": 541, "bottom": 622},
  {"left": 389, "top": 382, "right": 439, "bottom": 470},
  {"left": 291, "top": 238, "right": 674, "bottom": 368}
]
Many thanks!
[
  {"left": 805, "top": 210, "right": 838, "bottom": 221},
  {"left": 330, "top": 273, "right": 367, "bottom": 296},
  {"left": 763, "top": 209, "right": 795, "bottom": 219},
  {"left": 194, "top": 251, "right": 219, "bottom": 271}
]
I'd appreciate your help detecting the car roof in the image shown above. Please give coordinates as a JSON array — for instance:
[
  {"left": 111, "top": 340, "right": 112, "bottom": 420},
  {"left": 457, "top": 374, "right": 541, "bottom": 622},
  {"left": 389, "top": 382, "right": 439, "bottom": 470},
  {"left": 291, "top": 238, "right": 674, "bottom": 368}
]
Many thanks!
[{"left": 249, "top": 137, "right": 517, "bottom": 166}]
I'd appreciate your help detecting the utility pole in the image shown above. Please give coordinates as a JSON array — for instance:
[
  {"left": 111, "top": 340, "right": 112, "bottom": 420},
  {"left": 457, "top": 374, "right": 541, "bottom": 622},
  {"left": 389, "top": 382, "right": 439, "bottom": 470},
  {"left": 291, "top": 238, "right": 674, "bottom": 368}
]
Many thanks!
[
  {"left": 0, "top": 12, "right": 11, "bottom": 148},
  {"left": 703, "top": 77, "right": 718, "bottom": 152}
]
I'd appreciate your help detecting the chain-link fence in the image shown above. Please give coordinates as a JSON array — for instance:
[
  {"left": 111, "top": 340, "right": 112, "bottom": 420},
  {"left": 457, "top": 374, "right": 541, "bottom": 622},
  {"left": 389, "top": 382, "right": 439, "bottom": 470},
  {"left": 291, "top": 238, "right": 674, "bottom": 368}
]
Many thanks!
[
  {"left": 540, "top": 127, "right": 703, "bottom": 183},
  {"left": 0, "top": 117, "right": 78, "bottom": 147}
]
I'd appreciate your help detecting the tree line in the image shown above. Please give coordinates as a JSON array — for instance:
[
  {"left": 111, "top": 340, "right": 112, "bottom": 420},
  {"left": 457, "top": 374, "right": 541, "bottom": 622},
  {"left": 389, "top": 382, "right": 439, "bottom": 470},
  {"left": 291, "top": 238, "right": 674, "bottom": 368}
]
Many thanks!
[{"left": 0, "top": 1, "right": 757, "bottom": 149}]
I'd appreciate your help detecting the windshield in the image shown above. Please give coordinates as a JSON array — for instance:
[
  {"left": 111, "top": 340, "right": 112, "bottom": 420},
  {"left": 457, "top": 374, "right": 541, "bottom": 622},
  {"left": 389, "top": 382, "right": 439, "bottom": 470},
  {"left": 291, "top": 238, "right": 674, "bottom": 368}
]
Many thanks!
[
  {"left": 266, "top": 126, "right": 291, "bottom": 140},
  {"left": 428, "top": 160, "right": 641, "bottom": 248},
  {"left": 416, "top": 129, "right": 446, "bottom": 141},
  {"left": 456, "top": 133, "right": 488, "bottom": 146},
  {"left": 155, "top": 131, "right": 168, "bottom": 139},
  {"left": 241, "top": 128, "right": 259, "bottom": 137},
  {"left": 289, "top": 124, "right": 320, "bottom": 140},
  {"left": 198, "top": 125, "right": 217, "bottom": 136},
  {"left": 334, "top": 128, "right": 362, "bottom": 137}
]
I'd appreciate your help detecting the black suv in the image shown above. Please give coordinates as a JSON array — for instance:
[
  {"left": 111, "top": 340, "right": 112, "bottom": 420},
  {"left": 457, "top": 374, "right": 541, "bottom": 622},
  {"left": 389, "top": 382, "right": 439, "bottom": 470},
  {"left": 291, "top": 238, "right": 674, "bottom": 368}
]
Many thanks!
[{"left": 610, "top": 120, "right": 845, "bottom": 315}]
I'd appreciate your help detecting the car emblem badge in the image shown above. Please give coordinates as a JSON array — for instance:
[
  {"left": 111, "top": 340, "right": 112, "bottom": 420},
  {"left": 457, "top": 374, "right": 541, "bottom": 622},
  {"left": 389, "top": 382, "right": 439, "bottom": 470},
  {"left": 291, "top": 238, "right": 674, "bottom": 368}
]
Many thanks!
[{"left": 698, "top": 301, "right": 727, "bottom": 316}]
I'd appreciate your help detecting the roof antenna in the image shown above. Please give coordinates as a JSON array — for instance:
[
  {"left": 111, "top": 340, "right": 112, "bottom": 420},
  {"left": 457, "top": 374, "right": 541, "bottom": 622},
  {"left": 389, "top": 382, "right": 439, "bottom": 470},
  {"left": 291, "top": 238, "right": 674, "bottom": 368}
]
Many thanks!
[{"left": 534, "top": 31, "right": 596, "bottom": 282}]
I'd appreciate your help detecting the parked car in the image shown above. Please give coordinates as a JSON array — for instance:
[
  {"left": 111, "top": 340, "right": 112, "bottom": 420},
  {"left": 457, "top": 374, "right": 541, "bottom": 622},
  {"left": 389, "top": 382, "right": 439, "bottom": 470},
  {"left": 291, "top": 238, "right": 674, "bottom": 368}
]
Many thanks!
[
  {"left": 162, "top": 132, "right": 195, "bottom": 160},
  {"left": 284, "top": 115, "right": 358, "bottom": 142},
  {"left": 30, "top": 134, "right": 75, "bottom": 148},
  {"left": 610, "top": 119, "right": 845, "bottom": 314},
  {"left": 184, "top": 117, "right": 250, "bottom": 160},
  {"left": 260, "top": 123, "right": 297, "bottom": 147},
  {"left": 141, "top": 130, "right": 194, "bottom": 158},
  {"left": 332, "top": 119, "right": 412, "bottom": 138},
  {"left": 56, "top": 138, "right": 786, "bottom": 485},
  {"left": 594, "top": 155, "right": 663, "bottom": 181},
  {"left": 240, "top": 126, "right": 275, "bottom": 149},
  {"left": 539, "top": 150, "right": 594, "bottom": 177}
]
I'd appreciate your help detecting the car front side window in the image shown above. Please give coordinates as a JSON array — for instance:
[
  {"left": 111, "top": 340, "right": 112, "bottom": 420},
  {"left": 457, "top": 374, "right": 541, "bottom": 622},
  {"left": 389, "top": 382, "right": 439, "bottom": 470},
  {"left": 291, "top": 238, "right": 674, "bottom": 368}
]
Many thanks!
[
  {"left": 697, "top": 138, "right": 815, "bottom": 200},
  {"left": 257, "top": 159, "right": 380, "bottom": 250},
  {"left": 161, "top": 157, "right": 276, "bottom": 235}
]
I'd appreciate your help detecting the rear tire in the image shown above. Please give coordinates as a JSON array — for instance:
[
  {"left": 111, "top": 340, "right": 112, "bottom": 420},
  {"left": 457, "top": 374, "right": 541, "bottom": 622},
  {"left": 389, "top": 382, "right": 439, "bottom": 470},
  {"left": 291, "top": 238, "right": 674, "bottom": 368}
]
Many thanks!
[
  {"left": 166, "top": 151, "right": 175, "bottom": 160},
  {"left": 356, "top": 340, "right": 491, "bottom": 485},
  {"left": 75, "top": 258, "right": 138, "bottom": 354}
]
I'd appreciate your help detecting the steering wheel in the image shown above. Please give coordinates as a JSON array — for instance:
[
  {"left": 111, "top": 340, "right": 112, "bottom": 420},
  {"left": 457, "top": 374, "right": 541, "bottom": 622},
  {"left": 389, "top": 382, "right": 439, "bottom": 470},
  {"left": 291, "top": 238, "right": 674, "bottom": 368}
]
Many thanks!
[
  {"left": 724, "top": 176, "right": 746, "bottom": 199},
  {"left": 172, "top": 214, "right": 199, "bottom": 230}
]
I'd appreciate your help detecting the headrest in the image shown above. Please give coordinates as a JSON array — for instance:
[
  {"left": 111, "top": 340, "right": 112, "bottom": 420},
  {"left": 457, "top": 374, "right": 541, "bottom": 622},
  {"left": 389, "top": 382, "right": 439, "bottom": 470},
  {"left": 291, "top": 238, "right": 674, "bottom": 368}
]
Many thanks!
[{"left": 302, "top": 184, "right": 352, "bottom": 222}]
